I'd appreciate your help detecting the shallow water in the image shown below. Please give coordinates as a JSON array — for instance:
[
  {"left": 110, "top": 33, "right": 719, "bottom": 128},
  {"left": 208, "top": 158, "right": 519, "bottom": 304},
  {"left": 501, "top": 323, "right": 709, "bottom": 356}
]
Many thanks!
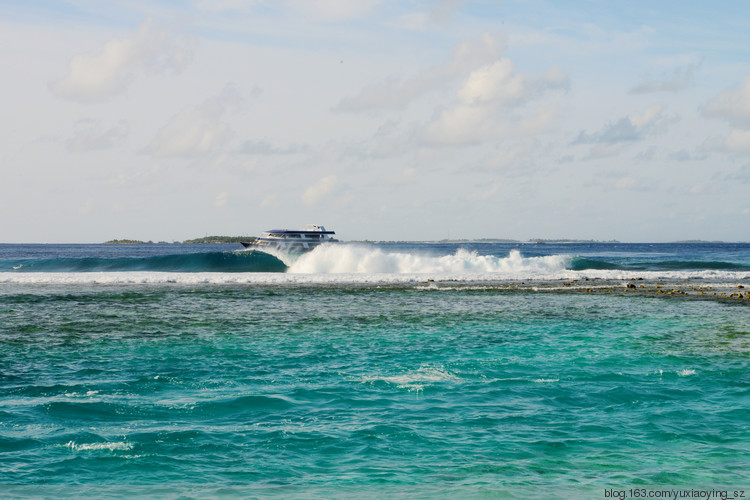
[{"left": 1, "top": 243, "right": 749, "bottom": 498}]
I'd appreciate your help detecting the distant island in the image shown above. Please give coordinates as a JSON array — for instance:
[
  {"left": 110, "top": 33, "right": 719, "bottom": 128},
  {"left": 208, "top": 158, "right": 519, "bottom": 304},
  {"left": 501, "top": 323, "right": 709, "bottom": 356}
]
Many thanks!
[
  {"left": 363, "top": 238, "right": 623, "bottom": 244},
  {"left": 104, "top": 239, "right": 149, "bottom": 244},
  {"left": 182, "top": 236, "right": 255, "bottom": 244},
  {"left": 105, "top": 236, "right": 255, "bottom": 244}
]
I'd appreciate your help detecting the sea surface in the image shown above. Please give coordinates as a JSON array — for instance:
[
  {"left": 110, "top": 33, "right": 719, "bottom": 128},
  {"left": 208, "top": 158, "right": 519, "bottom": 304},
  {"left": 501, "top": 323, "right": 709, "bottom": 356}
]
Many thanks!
[{"left": 1, "top": 242, "right": 749, "bottom": 499}]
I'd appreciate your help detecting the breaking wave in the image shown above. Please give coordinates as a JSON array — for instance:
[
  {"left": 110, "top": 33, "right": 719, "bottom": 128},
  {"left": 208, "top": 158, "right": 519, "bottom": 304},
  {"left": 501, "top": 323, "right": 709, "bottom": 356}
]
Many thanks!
[
  {"left": 1, "top": 245, "right": 570, "bottom": 275},
  {"left": 2, "top": 243, "right": 748, "bottom": 285},
  {"left": 287, "top": 246, "right": 571, "bottom": 274}
]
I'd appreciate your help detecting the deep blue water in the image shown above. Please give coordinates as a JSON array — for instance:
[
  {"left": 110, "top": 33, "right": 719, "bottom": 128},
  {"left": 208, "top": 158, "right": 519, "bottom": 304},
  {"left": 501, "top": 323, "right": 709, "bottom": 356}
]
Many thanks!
[{"left": 1, "top": 243, "right": 748, "bottom": 498}]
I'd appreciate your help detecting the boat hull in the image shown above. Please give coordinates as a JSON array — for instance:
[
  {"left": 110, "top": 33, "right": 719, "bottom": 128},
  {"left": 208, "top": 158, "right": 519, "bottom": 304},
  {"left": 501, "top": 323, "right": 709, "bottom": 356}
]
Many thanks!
[
  {"left": 242, "top": 225, "right": 338, "bottom": 253},
  {"left": 241, "top": 238, "right": 338, "bottom": 253}
]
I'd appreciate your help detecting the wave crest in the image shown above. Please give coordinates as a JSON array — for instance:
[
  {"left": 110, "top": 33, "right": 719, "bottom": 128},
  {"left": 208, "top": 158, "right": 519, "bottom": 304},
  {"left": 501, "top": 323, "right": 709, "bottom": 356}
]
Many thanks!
[
  {"left": 287, "top": 246, "right": 571, "bottom": 274},
  {"left": 65, "top": 441, "right": 132, "bottom": 452},
  {"left": 2, "top": 250, "right": 287, "bottom": 273}
]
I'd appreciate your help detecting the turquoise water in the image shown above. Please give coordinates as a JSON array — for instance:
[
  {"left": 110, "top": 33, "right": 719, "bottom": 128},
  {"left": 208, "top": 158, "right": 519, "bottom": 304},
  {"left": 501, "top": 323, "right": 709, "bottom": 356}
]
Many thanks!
[{"left": 1, "top": 243, "right": 749, "bottom": 498}]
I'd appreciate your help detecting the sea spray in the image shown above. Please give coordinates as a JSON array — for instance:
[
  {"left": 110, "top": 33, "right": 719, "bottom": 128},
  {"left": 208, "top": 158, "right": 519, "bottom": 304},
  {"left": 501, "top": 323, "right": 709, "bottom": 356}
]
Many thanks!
[{"left": 287, "top": 245, "right": 572, "bottom": 274}]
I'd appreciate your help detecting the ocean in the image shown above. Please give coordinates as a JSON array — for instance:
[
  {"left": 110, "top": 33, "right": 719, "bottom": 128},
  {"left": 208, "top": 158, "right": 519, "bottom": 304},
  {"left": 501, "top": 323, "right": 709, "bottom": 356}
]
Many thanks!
[{"left": 1, "top": 242, "right": 749, "bottom": 499}]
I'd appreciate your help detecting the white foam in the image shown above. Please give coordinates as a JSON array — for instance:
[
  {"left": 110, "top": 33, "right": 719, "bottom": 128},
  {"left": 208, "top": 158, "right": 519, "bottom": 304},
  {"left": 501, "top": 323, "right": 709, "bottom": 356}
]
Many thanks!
[
  {"left": 65, "top": 441, "right": 132, "bottom": 451},
  {"left": 288, "top": 246, "right": 571, "bottom": 274},
  {"left": 678, "top": 369, "right": 696, "bottom": 376},
  {"left": 361, "top": 365, "right": 458, "bottom": 389},
  {"left": 63, "top": 390, "right": 99, "bottom": 398}
]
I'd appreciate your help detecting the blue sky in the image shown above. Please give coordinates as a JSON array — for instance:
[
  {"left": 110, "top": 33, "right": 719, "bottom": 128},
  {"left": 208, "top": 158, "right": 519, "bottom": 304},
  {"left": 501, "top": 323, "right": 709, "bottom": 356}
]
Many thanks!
[{"left": 1, "top": 0, "right": 749, "bottom": 242}]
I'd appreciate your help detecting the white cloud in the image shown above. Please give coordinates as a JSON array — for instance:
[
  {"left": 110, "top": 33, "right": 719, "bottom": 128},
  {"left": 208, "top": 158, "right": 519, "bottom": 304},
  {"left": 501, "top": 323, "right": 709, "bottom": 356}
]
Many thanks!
[
  {"left": 722, "top": 129, "right": 750, "bottom": 153},
  {"left": 469, "top": 182, "right": 501, "bottom": 201},
  {"left": 458, "top": 59, "right": 523, "bottom": 105},
  {"left": 630, "top": 104, "right": 663, "bottom": 130},
  {"left": 194, "top": 0, "right": 264, "bottom": 12},
  {"left": 479, "top": 141, "right": 537, "bottom": 172},
  {"left": 429, "top": 0, "right": 466, "bottom": 23},
  {"left": 629, "top": 63, "right": 698, "bottom": 94},
  {"left": 143, "top": 84, "right": 242, "bottom": 158},
  {"left": 259, "top": 194, "right": 279, "bottom": 208},
  {"left": 78, "top": 198, "right": 95, "bottom": 215},
  {"left": 302, "top": 174, "right": 338, "bottom": 205},
  {"left": 391, "top": 1, "right": 468, "bottom": 31},
  {"left": 372, "top": 166, "right": 418, "bottom": 186},
  {"left": 291, "top": 0, "right": 384, "bottom": 21},
  {"left": 704, "top": 75, "right": 750, "bottom": 128},
  {"left": 540, "top": 66, "right": 570, "bottom": 90},
  {"left": 713, "top": 164, "right": 750, "bottom": 184},
  {"left": 423, "top": 104, "right": 495, "bottom": 145},
  {"left": 704, "top": 128, "right": 750, "bottom": 155},
  {"left": 703, "top": 75, "right": 750, "bottom": 155},
  {"left": 421, "top": 59, "right": 567, "bottom": 146},
  {"left": 602, "top": 175, "right": 653, "bottom": 192},
  {"left": 66, "top": 119, "right": 129, "bottom": 152},
  {"left": 574, "top": 104, "right": 665, "bottom": 148},
  {"left": 344, "top": 37, "right": 566, "bottom": 152},
  {"left": 688, "top": 183, "right": 721, "bottom": 196},
  {"left": 214, "top": 192, "right": 229, "bottom": 207},
  {"left": 49, "top": 18, "right": 196, "bottom": 103},
  {"left": 517, "top": 104, "right": 559, "bottom": 135},
  {"left": 588, "top": 142, "right": 626, "bottom": 159},
  {"left": 337, "top": 33, "right": 505, "bottom": 111},
  {"left": 107, "top": 165, "right": 162, "bottom": 189},
  {"left": 669, "top": 149, "right": 706, "bottom": 162},
  {"left": 197, "top": 0, "right": 385, "bottom": 20},
  {"left": 615, "top": 177, "right": 638, "bottom": 190},
  {"left": 238, "top": 140, "right": 308, "bottom": 155}
]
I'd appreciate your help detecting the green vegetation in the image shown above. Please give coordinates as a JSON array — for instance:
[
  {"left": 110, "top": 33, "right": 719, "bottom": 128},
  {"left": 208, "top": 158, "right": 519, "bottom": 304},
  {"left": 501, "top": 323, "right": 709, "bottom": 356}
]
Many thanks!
[
  {"left": 182, "top": 236, "right": 255, "bottom": 244},
  {"left": 105, "top": 236, "right": 254, "bottom": 244},
  {"left": 528, "top": 238, "right": 621, "bottom": 243}
]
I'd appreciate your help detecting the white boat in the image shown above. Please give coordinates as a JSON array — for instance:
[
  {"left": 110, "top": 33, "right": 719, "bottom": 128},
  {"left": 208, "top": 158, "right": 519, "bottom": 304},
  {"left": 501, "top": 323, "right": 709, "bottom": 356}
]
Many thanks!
[{"left": 241, "top": 224, "right": 338, "bottom": 253}]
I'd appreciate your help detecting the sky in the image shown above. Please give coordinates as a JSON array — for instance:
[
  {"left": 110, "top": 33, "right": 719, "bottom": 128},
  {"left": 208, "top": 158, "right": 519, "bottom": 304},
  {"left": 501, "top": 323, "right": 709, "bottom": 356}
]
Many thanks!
[{"left": 1, "top": 0, "right": 750, "bottom": 243}]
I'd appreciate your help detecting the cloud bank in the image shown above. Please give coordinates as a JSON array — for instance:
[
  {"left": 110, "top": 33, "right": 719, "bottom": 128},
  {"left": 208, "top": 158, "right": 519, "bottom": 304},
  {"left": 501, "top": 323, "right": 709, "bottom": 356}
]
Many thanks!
[
  {"left": 49, "top": 19, "right": 196, "bottom": 103},
  {"left": 143, "top": 85, "right": 243, "bottom": 158}
]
